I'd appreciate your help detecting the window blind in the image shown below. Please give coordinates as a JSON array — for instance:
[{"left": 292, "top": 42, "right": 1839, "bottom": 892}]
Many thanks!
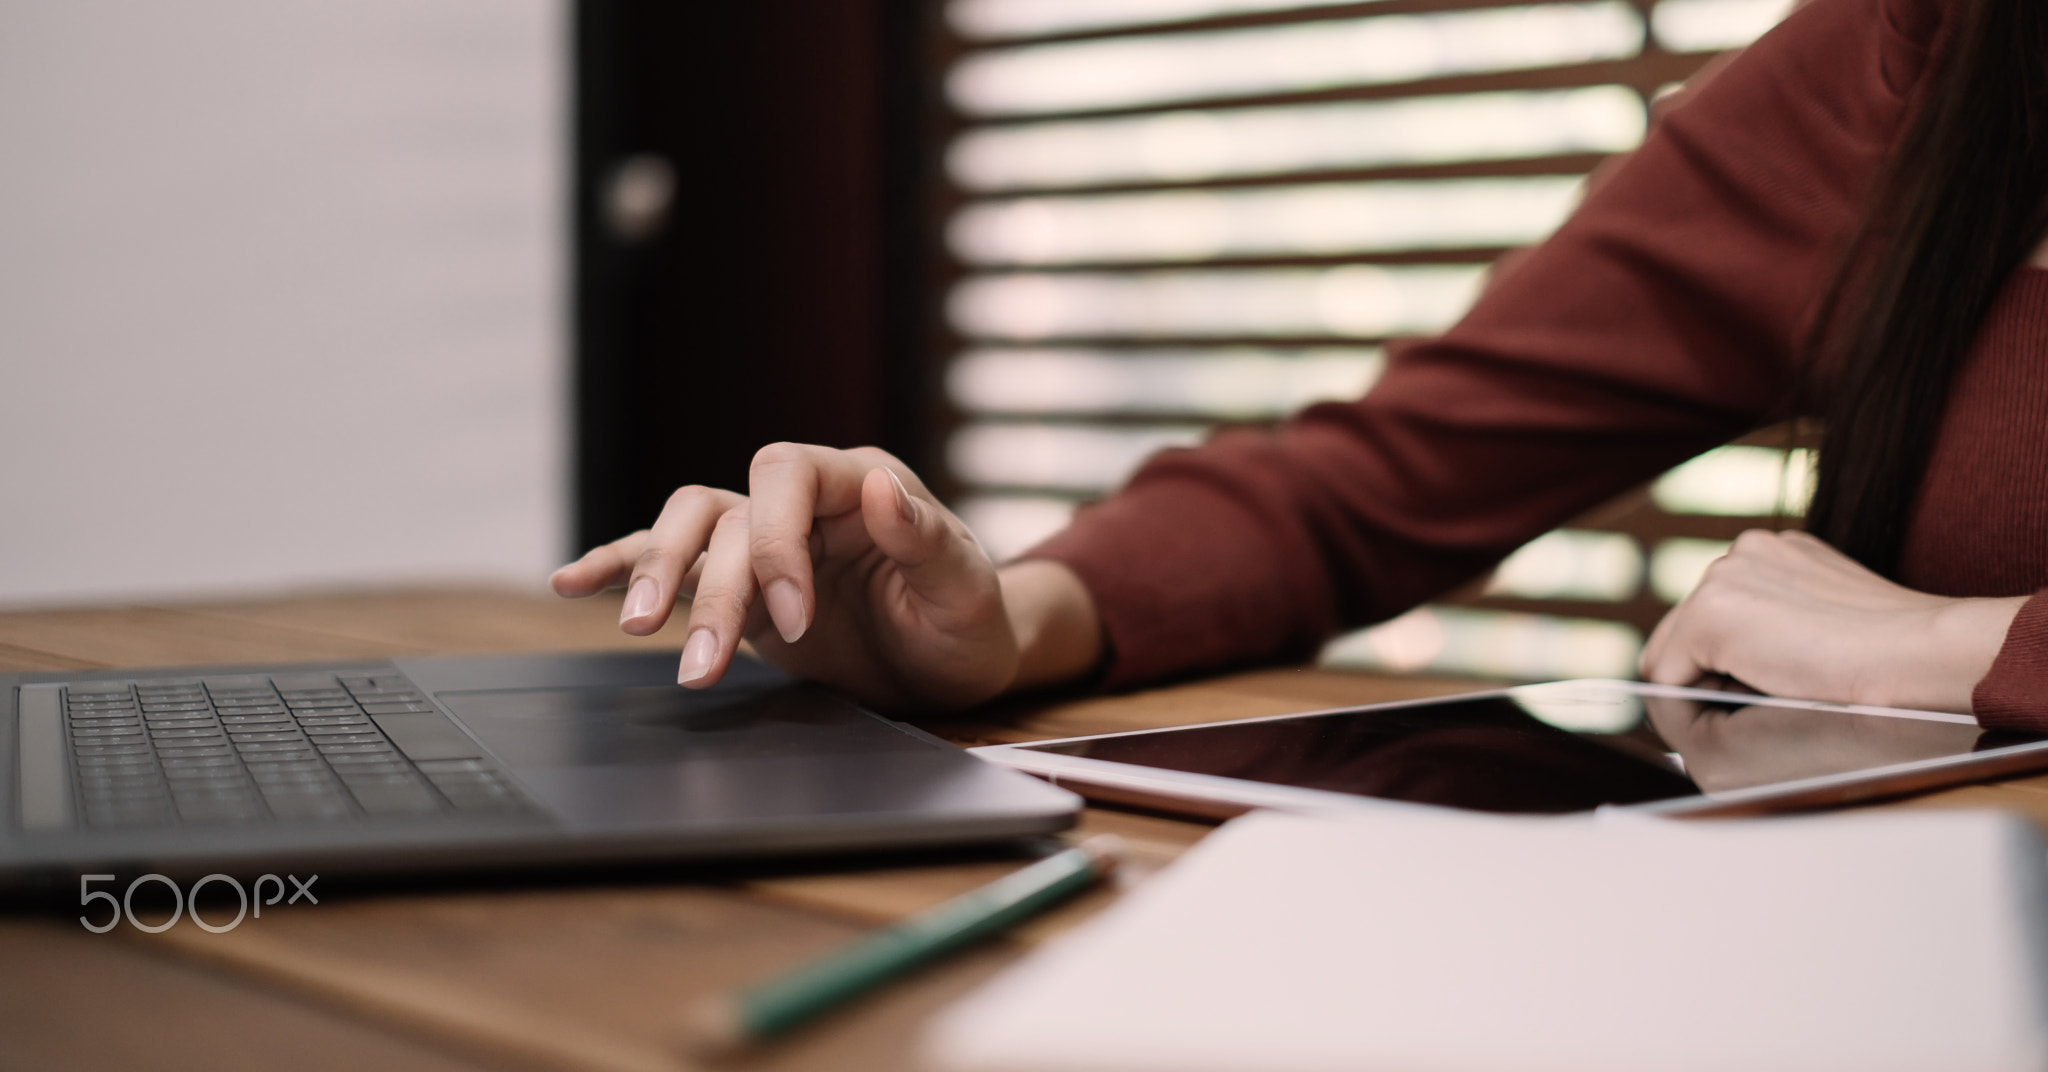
[{"left": 934, "top": 0, "right": 1799, "bottom": 680}]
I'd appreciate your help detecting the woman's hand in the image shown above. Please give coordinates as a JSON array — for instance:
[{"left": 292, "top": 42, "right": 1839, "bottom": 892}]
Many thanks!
[
  {"left": 1639, "top": 529, "right": 2023, "bottom": 713},
  {"left": 548, "top": 444, "right": 1103, "bottom": 713}
]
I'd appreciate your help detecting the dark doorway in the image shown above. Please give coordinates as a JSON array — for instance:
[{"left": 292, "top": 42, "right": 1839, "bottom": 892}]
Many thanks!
[{"left": 573, "top": 1, "right": 938, "bottom": 551}]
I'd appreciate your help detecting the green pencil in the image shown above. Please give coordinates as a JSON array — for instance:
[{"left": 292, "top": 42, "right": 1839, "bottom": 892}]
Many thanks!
[{"left": 686, "top": 835, "right": 1125, "bottom": 1052}]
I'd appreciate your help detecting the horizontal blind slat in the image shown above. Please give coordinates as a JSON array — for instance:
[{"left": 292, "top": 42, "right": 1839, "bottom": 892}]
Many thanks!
[
  {"left": 955, "top": 249, "right": 1521, "bottom": 272},
  {"left": 954, "top": 53, "right": 1716, "bottom": 124},
  {"left": 956, "top": 0, "right": 1645, "bottom": 48},
  {"left": 954, "top": 5, "right": 1661, "bottom": 120},
  {"left": 959, "top": 153, "right": 1617, "bottom": 198}
]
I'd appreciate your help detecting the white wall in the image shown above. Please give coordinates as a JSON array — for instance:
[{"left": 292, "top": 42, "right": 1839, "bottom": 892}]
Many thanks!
[{"left": 0, "top": 1, "right": 565, "bottom": 606}]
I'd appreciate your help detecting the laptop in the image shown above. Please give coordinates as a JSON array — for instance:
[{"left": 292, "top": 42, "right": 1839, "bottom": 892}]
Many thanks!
[{"left": 1, "top": 650, "right": 1080, "bottom": 896}]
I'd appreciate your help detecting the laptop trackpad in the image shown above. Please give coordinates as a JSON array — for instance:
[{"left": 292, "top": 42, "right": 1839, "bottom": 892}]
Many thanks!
[
  {"left": 436, "top": 684, "right": 964, "bottom": 826},
  {"left": 439, "top": 684, "right": 926, "bottom": 766}
]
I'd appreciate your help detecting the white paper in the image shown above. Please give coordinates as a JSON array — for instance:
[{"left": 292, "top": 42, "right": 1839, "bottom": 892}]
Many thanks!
[{"left": 923, "top": 808, "right": 2048, "bottom": 1072}]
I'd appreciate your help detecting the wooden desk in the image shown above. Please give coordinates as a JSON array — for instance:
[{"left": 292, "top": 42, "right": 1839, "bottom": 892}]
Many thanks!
[{"left": 6, "top": 587, "right": 2048, "bottom": 1072}]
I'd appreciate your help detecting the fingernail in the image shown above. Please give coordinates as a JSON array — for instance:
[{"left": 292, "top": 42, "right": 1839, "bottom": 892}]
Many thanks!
[
  {"left": 766, "top": 579, "right": 808, "bottom": 644},
  {"left": 678, "top": 629, "right": 718, "bottom": 685},
  {"left": 887, "top": 469, "right": 916, "bottom": 524},
  {"left": 621, "top": 576, "right": 659, "bottom": 624}
]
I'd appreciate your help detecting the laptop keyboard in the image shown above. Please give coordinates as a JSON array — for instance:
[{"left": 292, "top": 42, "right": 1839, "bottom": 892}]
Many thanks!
[{"left": 63, "top": 672, "right": 535, "bottom": 827}]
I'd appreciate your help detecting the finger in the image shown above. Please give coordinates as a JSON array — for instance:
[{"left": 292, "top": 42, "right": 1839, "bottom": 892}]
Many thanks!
[
  {"left": 550, "top": 531, "right": 650, "bottom": 597},
  {"left": 675, "top": 551, "right": 708, "bottom": 601},
  {"left": 860, "top": 467, "right": 993, "bottom": 613},
  {"left": 1641, "top": 621, "right": 1707, "bottom": 687},
  {"left": 678, "top": 506, "right": 759, "bottom": 688},
  {"left": 1638, "top": 586, "right": 1711, "bottom": 687},
  {"left": 1639, "top": 602, "right": 1678, "bottom": 681},
  {"left": 620, "top": 486, "right": 746, "bottom": 636},
  {"left": 747, "top": 443, "right": 902, "bottom": 643}
]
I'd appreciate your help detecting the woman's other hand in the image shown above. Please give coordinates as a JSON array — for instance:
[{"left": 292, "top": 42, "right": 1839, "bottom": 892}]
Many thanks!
[
  {"left": 1639, "top": 529, "right": 2023, "bottom": 712},
  {"left": 548, "top": 444, "right": 1103, "bottom": 712}
]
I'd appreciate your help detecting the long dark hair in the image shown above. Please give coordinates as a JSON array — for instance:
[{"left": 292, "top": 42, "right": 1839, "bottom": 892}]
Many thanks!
[{"left": 1803, "top": 0, "right": 2048, "bottom": 576}]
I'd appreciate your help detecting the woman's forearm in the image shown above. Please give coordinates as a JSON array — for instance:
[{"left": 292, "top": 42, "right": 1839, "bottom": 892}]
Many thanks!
[
  {"left": 998, "top": 559, "right": 1106, "bottom": 695},
  {"left": 1915, "top": 595, "right": 2027, "bottom": 712}
]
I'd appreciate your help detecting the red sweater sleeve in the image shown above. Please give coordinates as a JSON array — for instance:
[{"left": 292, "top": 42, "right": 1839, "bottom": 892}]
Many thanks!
[
  {"left": 1028, "top": 0, "right": 1941, "bottom": 689},
  {"left": 1973, "top": 594, "right": 2048, "bottom": 732}
]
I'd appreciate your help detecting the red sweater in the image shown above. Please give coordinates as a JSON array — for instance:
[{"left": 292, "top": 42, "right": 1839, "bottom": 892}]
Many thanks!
[{"left": 1031, "top": 0, "right": 2048, "bottom": 728}]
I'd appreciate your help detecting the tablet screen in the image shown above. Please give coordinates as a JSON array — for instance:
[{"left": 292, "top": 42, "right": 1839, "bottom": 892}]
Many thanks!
[{"left": 1017, "top": 683, "right": 2037, "bottom": 813}]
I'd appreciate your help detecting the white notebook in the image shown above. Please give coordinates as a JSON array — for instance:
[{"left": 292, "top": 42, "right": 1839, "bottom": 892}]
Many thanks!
[{"left": 922, "top": 807, "right": 2048, "bottom": 1072}]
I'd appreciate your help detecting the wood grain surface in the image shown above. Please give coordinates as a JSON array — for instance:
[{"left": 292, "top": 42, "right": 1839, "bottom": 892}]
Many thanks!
[{"left": 5, "top": 585, "right": 2048, "bottom": 1072}]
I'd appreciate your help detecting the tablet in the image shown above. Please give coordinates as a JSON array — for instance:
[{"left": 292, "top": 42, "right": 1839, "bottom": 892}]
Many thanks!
[{"left": 970, "top": 679, "right": 2048, "bottom": 819}]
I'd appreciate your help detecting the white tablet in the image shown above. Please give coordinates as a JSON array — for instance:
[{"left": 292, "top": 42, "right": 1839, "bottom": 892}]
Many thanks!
[{"left": 971, "top": 679, "right": 2048, "bottom": 819}]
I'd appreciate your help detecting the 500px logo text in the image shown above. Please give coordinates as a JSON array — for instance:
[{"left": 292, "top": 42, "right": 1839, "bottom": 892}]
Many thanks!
[{"left": 78, "top": 872, "right": 317, "bottom": 933}]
